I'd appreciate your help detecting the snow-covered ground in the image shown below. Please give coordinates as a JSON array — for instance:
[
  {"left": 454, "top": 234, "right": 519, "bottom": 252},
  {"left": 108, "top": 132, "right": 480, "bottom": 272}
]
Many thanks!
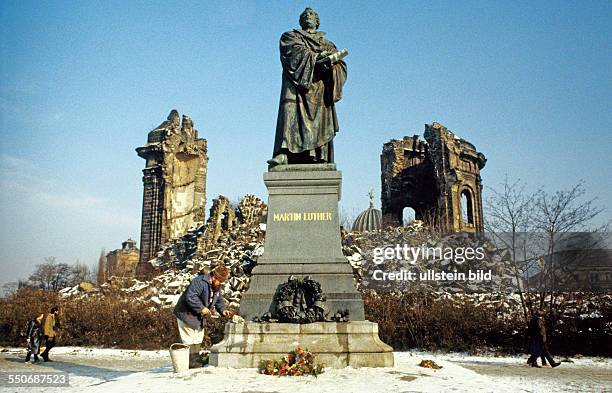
[{"left": 1, "top": 347, "right": 610, "bottom": 393}]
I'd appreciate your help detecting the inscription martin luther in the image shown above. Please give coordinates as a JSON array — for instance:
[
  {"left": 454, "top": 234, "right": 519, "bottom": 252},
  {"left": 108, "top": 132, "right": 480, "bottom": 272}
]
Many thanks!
[{"left": 272, "top": 212, "right": 333, "bottom": 221}]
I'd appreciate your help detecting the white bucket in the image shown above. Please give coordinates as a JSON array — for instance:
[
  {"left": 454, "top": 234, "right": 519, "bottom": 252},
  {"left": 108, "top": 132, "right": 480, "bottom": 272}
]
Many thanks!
[{"left": 169, "top": 343, "right": 190, "bottom": 373}]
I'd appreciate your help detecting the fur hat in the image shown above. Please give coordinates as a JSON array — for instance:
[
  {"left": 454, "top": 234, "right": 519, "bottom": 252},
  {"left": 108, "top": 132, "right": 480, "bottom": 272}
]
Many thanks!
[{"left": 211, "top": 265, "right": 230, "bottom": 282}]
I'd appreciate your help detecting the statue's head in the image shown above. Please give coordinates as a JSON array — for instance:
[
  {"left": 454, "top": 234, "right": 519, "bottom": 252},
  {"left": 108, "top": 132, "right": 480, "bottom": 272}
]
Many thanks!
[{"left": 299, "top": 7, "right": 320, "bottom": 30}]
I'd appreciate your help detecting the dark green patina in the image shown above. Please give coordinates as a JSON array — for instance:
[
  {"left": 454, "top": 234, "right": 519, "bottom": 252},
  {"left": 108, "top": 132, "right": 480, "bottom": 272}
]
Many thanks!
[{"left": 268, "top": 8, "right": 348, "bottom": 167}]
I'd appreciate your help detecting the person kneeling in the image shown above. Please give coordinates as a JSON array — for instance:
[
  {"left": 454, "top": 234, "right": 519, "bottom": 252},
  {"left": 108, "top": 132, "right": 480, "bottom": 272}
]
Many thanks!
[{"left": 173, "top": 265, "right": 233, "bottom": 368}]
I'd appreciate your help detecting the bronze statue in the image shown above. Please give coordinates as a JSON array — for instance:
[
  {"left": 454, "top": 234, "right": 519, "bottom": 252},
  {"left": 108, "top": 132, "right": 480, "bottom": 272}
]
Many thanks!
[{"left": 268, "top": 8, "right": 348, "bottom": 168}]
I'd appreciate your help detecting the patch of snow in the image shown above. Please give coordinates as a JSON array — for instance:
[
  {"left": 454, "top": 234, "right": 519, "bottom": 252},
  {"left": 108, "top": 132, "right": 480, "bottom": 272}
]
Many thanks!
[{"left": 1, "top": 348, "right": 610, "bottom": 393}]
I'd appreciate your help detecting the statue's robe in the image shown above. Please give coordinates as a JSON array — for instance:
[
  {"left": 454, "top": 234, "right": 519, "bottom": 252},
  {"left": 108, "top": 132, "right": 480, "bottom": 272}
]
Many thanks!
[{"left": 272, "top": 29, "right": 347, "bottom": 163}]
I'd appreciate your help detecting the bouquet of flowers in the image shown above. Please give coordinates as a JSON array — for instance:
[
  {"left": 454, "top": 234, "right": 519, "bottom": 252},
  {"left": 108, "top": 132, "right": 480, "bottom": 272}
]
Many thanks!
[{"left": 257, "top": 347, "right": 324, "bottom": 377}]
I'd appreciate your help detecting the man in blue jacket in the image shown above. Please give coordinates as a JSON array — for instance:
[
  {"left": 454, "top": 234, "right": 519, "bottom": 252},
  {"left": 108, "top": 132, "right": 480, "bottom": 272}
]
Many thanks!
[{"left": 174, "top": 265, "right": 233, "bottom": 367}]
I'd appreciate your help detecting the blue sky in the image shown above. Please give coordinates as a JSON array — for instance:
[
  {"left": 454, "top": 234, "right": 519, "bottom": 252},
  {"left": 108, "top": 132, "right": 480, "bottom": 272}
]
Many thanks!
[{"left": 1, "top": 1, "right": 610, "bottom": 286}]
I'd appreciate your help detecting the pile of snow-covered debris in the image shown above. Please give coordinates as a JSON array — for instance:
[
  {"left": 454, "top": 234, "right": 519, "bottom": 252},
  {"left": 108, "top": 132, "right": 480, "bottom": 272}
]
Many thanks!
[
  {"left": 342, "top": 227, "right": 518, "bottom": 292},
  {"left": 58, "top": 281, "right": 98, "bottom": 297},
  {"left": 123, "top": 195, "right": 267, "bottom": 308},
  {"left": 60, "top": 199, "right": 609, "bottom": 331},
  {"left": 61, "top": 208, "right": 517, "bottom": 308},
  {"left": 61, "top": 195, "right": 267, "bottom": 309}
]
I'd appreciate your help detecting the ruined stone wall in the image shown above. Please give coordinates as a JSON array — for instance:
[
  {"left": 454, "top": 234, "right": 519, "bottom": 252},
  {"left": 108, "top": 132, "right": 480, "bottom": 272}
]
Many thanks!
[
  {"left": 197, "top": 194, "right": 266, "bottom": 254},
  {"left": 136, "top": 110, "right": 208, "bottom": 271},
  {"left": 380, "top": 135, "right": 436, "bottom": 226},
  {"left": 199, "top": 195, "right": 237, "bottom": 253},
  {"left": 381, "top": 122, "right": 486, "bottom": 232}
]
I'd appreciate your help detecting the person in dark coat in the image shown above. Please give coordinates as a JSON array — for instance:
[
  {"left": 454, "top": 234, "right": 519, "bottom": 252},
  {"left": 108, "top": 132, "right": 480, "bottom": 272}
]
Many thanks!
[
  {"left": 24, "top": 314, "right": 44, "bottom": 364},
  {"left": 527, "top": 313, "right": 544, "bottom": 367},
  {"left": 173, "top": 265, "right": 233, "bottom": 367},
  {"left": 527, "top": 310, "right": 560, "bottom": 368}
]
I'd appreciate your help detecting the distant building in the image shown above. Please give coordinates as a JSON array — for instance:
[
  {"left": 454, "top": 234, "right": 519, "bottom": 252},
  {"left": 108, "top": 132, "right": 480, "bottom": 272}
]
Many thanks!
[
  {"left": 104, "top": 239, "right": 139, "bottom": 280},
  {"left": 529, "top": 233, "right": 612, "bottom": 292},
  {"left": 352, "top": 191, "right": 382, "bottom": 232}
]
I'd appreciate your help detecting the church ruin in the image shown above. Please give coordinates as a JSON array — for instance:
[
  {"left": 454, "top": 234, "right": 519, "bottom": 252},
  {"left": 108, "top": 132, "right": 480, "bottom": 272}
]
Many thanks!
[
  {"left": 135, "top": 110, "right": 208, "bottom": 274},
  {"left": 381, "top": 122, "right": 486, "bottom": 232}
]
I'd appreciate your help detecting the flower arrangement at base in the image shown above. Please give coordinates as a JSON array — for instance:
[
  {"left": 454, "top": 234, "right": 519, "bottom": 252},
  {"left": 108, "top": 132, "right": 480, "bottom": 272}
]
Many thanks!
[{"left": 257, "top": 347, "right": 324, "bottom": 376}]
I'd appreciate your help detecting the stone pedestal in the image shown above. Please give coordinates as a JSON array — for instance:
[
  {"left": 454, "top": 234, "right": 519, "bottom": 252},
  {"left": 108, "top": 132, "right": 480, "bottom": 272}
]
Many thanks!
[
  {"left": 209, "top": 321, "right": 394, "bottom": 368},
  {"left": 239, "top": 164, "right": 364, "bottom": 321},
  {"left": 211, "top": 164, "right": 393, "bottom": 368}
]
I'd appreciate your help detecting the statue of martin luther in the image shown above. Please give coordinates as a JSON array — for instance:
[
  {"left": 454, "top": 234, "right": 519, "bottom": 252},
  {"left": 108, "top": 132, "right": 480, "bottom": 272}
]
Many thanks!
[{"left": 268, "top": 8, "right": 348, "bottom": 168}]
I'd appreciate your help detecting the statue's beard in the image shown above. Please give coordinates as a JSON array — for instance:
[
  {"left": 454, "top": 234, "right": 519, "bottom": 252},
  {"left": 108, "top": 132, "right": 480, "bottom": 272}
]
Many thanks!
[
  {"left": 301, "top": 19, "right": 316, "bottom": 30},
  {"left": 212, "top": 282, "right": 221, "bottom": 291}
]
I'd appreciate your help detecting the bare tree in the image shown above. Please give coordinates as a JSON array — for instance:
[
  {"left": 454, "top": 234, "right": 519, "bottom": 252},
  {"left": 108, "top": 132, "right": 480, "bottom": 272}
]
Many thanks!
[
  {"left": 485, "top": 178, "right": 609, "bottom": 324},
  {"left": 339, "top": 207, "right": 359, "bottom": 231},
  {"left": 28, "top": 257, "right": 72, "bottom": 290},
  {"left": 96, "top": 249, "right": 107, "bottom": 284},
  {"left": 531, "top": 181, "right": 606, "bottom": 310},
  {"left": 70, "top": 260, "right": 92, "bottom": 284},
  {"left": 485, "top": 176, "right": 537, "bottom": 321},
  {"left": 2, "top": 282, "right": 18, "bottom": 297}
]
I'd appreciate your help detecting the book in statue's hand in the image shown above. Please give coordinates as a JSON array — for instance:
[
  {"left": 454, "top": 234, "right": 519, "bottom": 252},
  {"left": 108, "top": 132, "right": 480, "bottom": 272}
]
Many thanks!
[{"left": 316, "top": 48, "right": 349, "bottom": 65}]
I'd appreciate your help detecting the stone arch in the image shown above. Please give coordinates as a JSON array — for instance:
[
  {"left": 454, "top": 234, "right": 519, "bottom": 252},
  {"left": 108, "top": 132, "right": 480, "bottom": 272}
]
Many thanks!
[
  {"left": 402, "top": 206, "right": 416, "bottom": 225},
  {"left": 460, "top": 187, "right": 474, "bottom": 225}
]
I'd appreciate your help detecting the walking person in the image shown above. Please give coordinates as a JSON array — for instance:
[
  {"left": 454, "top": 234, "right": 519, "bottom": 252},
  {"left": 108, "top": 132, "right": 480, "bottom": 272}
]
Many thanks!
[
  {"left": 527, "top": 311, "right": 544, "bottom": 367},
  {"left": 527, "top": 309, "right": 560, "bottom": 368},
  {"left": 41, "top": 306, "right": 60, "bottom": 362},
  {"left": 173, "top": 265, "right": 233, "bottom": 368},
  {"left": 24, "top": 314, "right": 44, "bottom": 364},
  {"left": 539, "top": 310, "right": 561, "bottom": 368}
]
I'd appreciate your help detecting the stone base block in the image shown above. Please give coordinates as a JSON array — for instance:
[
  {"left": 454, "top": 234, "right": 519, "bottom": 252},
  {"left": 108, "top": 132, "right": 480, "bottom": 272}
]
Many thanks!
[
  {"left": 209, "top": 321, "right": 394, "bottom": 368},
  {"left": 239, "top": 167, "right": 365, "bottom": 321}
]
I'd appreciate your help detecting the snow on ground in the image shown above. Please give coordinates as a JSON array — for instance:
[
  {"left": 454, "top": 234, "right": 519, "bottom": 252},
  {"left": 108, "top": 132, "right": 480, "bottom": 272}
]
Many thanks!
[{"left": 1, "top": 347, "right": 611, "bottom": 393}]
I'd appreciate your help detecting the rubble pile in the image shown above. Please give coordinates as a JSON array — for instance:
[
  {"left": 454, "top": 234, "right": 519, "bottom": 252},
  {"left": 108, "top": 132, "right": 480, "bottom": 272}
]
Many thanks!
[
  {"left": 342, "top": 224, "right": 518, "bottom": 293},
  {"left": 138, "top": 194, "right": 267, "bottom": 275},
  {"left": 58, "top": 281, "right": 99, "bottom": 297},
  {"left": 61, "top": 195, "right": 267, "bottom": 309},
  {"left": 60, "top": 205, "right": 609, "bottom": 329},
  {"left": 433, "top": 292, "right": 524, "bottom": 322},
  {"left": 343, "top": 221, "right": 426, "bottom": 279},
  {"left": 147, "top": 224, "right": 205, "bottom": 270},
  {"left": 140, "top": 194, "right": 266, "bottom": 308},
  {"left": 62, "top": 214, "right": 517, "bottom": 307}
]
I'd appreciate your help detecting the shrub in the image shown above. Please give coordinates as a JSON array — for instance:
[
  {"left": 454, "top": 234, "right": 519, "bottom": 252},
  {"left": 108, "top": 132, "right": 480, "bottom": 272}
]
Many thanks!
[
  {"left": 2, "top": 288, "right": 609, "bottom": 356},
  {"left": 363, "top": 291, "right": 612, "bottom": 356},
  {"left": 0, "top": 289, "right": 225, "bottom": 350}
]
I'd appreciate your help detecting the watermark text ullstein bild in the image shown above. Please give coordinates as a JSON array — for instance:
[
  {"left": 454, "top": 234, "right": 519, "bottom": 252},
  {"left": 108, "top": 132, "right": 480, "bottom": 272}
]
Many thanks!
[{"left": 371, "top": 244, "right": 491, "bottom": 282}]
